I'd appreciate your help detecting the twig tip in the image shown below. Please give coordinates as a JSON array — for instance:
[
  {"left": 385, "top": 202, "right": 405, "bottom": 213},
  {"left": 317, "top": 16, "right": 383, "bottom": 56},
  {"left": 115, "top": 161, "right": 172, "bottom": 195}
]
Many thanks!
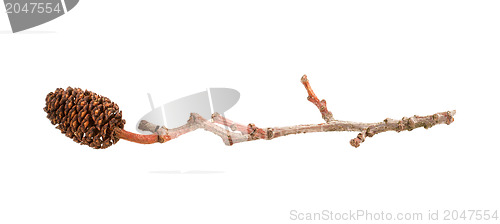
[{"left": 301, "top": 75, "right": 308, "bottom": 83}]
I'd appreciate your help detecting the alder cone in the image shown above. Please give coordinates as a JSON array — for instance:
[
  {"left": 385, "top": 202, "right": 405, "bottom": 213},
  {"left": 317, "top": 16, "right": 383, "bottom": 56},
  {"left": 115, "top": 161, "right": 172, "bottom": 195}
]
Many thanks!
[{"left": 44, "top": 87, "right": 126, "bottom": 149}]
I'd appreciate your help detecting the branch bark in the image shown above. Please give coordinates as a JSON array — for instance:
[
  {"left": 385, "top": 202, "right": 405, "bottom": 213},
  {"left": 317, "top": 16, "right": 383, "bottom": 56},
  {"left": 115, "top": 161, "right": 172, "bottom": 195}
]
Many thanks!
[{"left": 130, "top": 75, "right": 455, "bottom": 148}]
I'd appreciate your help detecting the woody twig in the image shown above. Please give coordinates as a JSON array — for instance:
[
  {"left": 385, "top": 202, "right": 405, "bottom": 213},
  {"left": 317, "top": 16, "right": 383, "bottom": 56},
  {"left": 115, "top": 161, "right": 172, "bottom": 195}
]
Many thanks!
[{"left": 137, "top": 75, "right": 455, "bottom": 148}]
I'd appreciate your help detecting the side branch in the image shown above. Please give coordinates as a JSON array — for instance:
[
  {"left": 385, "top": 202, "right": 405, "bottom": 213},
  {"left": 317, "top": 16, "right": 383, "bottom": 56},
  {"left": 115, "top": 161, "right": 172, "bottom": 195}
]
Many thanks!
[{"left": 301, "top": 74, "right": 334, "bottom": 123}]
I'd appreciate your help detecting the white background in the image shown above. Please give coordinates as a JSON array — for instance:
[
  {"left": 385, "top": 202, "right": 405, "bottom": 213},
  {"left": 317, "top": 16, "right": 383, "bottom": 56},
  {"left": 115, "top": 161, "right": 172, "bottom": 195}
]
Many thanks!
[{"left": 0, "top": 1, "right": 498, "bottom": 223}]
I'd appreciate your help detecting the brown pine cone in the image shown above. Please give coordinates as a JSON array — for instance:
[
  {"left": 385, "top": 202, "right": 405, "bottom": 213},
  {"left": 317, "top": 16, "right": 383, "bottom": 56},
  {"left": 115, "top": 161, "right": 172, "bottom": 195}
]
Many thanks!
[{"left": 44, "top": 87, "right": 126, "bottom": 149}]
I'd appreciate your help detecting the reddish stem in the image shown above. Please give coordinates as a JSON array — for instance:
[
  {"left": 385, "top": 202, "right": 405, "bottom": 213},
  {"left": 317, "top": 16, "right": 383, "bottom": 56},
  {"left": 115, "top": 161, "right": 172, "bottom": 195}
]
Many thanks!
[
  {"left": 212, "top": 113, "right": 250, "bottom": 133},
  {"left": 301, "top": 75, "right": 334, "bottom": 123},
  {"left": 116, "top": 128, "right": 161, "bottom": 144},
  {"left": 212, "top": 113, "right": 268, "bottom": 139}
]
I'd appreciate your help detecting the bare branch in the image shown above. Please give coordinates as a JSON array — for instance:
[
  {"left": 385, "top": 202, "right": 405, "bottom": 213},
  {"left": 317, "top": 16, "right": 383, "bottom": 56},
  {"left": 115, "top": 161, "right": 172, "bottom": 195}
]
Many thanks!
[{"left": 134, "top": 76, "right": 455, "bottom": 148}]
